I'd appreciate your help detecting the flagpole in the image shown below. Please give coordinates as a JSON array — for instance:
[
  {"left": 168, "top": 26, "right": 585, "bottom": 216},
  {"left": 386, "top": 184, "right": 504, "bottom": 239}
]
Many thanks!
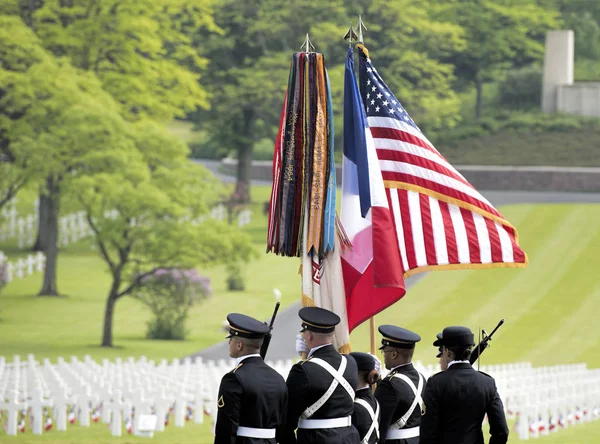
[{"left": 369, "top": 317, "right": 376, "bottom": 355}]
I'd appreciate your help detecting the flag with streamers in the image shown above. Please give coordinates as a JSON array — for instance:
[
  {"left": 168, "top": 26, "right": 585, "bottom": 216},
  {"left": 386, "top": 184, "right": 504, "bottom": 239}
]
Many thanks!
[
  {"left": 267, "top": 51, "right": 338, "bottom": 258},
  {"left": 268, "top": 50, "right": 351, "bottom": 352}
]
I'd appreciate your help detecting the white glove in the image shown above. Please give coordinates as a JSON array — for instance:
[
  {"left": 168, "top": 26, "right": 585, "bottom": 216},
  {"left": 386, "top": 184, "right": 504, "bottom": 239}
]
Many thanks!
[
  {"left": 369, "top": 353, "right": 381, "bottom": 373},
  {"left": 295, "top": 333, "right": 309, "bottom": 356}
]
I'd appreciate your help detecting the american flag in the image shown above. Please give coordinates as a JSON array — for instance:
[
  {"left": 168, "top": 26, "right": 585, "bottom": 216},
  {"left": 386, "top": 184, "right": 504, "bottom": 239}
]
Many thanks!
[{"left": 356, "top": 45, "right": 527, "bottom": 276}]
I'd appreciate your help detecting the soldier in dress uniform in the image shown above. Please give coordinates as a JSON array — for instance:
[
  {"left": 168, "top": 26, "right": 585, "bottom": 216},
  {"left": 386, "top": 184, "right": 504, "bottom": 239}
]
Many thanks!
[
  {"left": 374, "top": 325, "right": 425, "bottom": 444},
  {"left": 214, "top": 313, "right": 288, "bottom": 444},
  {"left": 419, "top": 326, "right": 509, "bottom": 444},
  {"left": 349, "top": 352, "right": 381, "bottom": 444},
  {"left": 281, "top": 306, "right": 360, "bottom": 444}
]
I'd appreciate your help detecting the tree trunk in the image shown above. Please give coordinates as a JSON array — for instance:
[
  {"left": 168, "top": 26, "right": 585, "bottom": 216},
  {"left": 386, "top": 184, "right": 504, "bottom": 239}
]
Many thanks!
[
  {"left": 475, "top": 77, "right": 484, "bottom": 120},
  {"left": 101, "top": 293, "right": 117, "bottom": 347},
  {"left": 32, "top": 192, "right": 50, "bottom": 252},
  {"left": 101, "top": 270, "right": 122, "bottom": 347},
  {"left": 38, "top": 178, "right": 60, "bottom": 296},
  {"left": 234, "top": 108, "right": 255, "bottom": 204}
]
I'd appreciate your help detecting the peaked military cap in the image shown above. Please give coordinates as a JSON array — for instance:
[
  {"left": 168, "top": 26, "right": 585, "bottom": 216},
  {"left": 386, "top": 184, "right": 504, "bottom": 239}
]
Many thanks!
[
  {"left": 226, "top": 313, "right": 271, "bottom": 339},
  {"left": 299, "top": 307, "right": 340, "bottom": 333},
  {"left": 350, "top": 352, "right": 376, "bottom": 372},
  {"left": 433, "top": 326, "right": 475, "bottom": 347},
  {"left": 378, "top": 325, "right": 421, "bottom": 350}
]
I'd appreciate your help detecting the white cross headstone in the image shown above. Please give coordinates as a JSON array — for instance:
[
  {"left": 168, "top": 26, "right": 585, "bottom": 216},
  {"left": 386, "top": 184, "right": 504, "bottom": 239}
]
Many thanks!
[
  {"left": 108, "top": 390, "right": 124, "bottom": 437},
  {"left": 30, "top": 387, "right": 53, "bottom": 434},
  {"left": 78, "top": 385, "right": 92, "bottom": 426},
  {"left": 174, "top": 390, "right": 186, "bottom": 427},
  {"left": 194, "top": 382, "right": 204, "bottom": 424},
  {"left": 15, "top": 258, "right": 25, "bottom": 279},
  {"left": 26, "top": 254, "right": 35, "bottom": 276},
  {"left": 133, "top": 387, "right": 151, "bottom": 436},
  {"left": 154, "top": 386, "right": 170, "bottom": 433},
  {"left": 0, "top": 390, "right": 26, "bottom": 436},
  {"left": 101, "top": 382, "right": 113, "bottom": 423},
  {"left": 53, "top": 386, "right": 69, "bottom": 431},
  {"left": 35, "top": 251, "right": 45, "bottom": 272}
]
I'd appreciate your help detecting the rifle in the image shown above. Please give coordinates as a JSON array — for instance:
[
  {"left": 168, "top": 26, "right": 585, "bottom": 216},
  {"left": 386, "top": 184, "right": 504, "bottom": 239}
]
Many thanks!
[
  {"left": 259, "top": 302, "right": 281, "bottom": 360},
  {"left": 469, "top": 319, "right": 505, "bottom": 365}
]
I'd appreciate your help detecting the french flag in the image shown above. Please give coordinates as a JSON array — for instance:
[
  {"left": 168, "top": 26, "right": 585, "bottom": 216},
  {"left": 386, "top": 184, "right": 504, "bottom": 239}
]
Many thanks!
[{"left": 341, "top": 47, "right": 406, "bottom": 331}]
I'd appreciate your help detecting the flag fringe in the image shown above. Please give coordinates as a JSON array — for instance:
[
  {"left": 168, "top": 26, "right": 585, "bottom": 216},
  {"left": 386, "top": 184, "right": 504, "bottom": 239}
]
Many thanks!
[{"left": 404, "top": 259, "right": 529, "bottom": 279}]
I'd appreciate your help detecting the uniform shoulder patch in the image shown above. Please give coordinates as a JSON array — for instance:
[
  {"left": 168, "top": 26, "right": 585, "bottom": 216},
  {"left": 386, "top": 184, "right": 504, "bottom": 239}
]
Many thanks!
[
  {"left": 232, "top": 363, "right": 244, "bottom": 373},
  {"left": 218, "top": 395, "right": 224, "bottom": 408}
]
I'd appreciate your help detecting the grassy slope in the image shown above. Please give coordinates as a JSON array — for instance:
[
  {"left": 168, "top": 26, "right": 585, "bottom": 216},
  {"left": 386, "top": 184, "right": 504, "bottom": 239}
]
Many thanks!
[{"left": 350, "top": 203, "right": 600, "bottom": 368}]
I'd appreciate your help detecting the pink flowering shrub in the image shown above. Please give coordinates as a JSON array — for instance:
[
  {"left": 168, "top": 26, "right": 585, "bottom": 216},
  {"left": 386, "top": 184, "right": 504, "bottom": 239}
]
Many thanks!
[{"left": 134, "top": 268, "right": 211, "bottom": 340}]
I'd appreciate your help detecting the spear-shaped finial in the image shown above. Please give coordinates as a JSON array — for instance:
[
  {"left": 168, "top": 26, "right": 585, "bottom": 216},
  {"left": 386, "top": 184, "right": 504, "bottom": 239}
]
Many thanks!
[
  {"left": 343, "top": 23, "right": 358, "bottom": 47},
  {"left": 300, "top": 33, "right": 315, "bottom": 53},
  {"left": 357, "top": 15, "right": 367, "bottom": 44}
]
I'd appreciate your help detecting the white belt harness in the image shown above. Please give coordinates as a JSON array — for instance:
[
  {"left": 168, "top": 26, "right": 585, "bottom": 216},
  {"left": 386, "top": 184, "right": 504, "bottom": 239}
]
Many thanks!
[
  {"left": 386, "top": 372, "right": 425, "bottom": 440},
  {"left": 236, "top": 426, "right": 276, "bottom": 439},
  {"left": 355, "top": 398, "right": 380, "bottom": 444},
  {"left": 297, "top": 356, "right": 355, "bottom": 430}
]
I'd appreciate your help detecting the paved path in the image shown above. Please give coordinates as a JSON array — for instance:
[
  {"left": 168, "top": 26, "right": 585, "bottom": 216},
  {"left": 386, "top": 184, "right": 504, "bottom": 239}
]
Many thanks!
[{"left": 189, "top": 159, "right": 600, "bottom": 361}]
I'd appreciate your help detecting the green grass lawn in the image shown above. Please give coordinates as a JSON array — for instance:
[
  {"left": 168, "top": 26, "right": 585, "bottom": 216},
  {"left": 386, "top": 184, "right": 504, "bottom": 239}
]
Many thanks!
[
  {"left": 1, "top": 186, "right": 600, "bottom": 442},
  {"left": 3, "top": 417, "right": 600, "bottom": 443}
]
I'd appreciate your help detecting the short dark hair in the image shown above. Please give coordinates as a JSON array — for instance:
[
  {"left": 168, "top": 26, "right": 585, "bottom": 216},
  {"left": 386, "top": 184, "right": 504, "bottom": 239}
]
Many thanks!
[
  {"left": 446, "top": 345, "right": 472, "bottom": 361},
  {"left": 240, "top": 337, "right": 264, "bottom": 350}
]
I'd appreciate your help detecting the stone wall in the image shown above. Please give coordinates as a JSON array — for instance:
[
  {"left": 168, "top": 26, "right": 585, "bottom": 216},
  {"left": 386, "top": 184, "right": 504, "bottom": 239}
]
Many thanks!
[
  {"left": 220, "top": 158, "right": 600, "bottom": 193},
  {"left": 557, "top": 82, "right": 600, "bottom": 118}
]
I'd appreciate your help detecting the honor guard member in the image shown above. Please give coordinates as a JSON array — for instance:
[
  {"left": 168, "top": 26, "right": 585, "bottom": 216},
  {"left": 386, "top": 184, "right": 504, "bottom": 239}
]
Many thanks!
[
  {"left": 281, "top": 307, "right": 360, "bottom": 444},
  {"left": 349, "top": 352, "right": 381, "bottom": 444},
  {"left": 420, "top": 326, "right": 509, "bottom": 444},
  {"left": 214, "top": 313, "right": 288, "bottom": 444},
  {"left": 374, "top": 325, "right": 425, "bottom": 444}
]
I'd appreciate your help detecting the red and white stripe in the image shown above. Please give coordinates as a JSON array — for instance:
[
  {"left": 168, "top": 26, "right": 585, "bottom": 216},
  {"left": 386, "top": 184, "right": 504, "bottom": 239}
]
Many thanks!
[
  {"left": 385, "top": 188, "right": 526, "bottom": 275},
  {"left": 370, "top": 116, "right": 505, "bottom": 220}
]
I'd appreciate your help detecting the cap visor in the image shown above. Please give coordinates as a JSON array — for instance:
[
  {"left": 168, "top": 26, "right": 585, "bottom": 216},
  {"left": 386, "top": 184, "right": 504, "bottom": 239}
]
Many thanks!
[{"left": 433, "top": 339, "right": 442, "bottom": 347}]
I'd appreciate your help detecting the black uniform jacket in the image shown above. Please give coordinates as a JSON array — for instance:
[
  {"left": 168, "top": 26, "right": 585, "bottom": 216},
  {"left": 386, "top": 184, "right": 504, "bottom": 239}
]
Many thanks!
[
  {"left": 419, "top": 362, "right": 509, "bottom": 444},
  {"left": 214, "top": 356, "right": 288, "bottom": 444},
  {"left": 374, "top": 363, "right": 423, "bottom": 444},
  {"left": 351, "top": 387, "right": 380, "bottom": 444},
  {"left": 281, "top": 344, "right": 361, "bottom": 444}
]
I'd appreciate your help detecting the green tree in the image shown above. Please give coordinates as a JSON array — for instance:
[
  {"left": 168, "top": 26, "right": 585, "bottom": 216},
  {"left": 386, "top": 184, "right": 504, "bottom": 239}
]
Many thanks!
[
  {"left": 5, "top": 0, "right": 218, "bottom": 295},
  {"left": 193, "top": 0, "right": 467, "bottom": 193},
  {"left": 0, "top": 15, "right": 48, "bottom": 212},
  {"left": 434, "top": 0, "right": 559, "bottom": 119},
  {"left": 71, "top": 121, "right": 255, "bottom": 347},
  {"left": 193, "top": 0, "right": 351, "bottom": 203},
  {"left": 357, "top": 0, "right": 466, "bottom": 130}
]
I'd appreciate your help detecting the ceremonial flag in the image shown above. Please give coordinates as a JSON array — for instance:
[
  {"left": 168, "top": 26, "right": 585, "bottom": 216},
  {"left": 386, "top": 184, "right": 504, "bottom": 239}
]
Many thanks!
[
  {"left": 355, "top": 43, "right": 527, "bottom": 277},
  {"left": 340, "top": 47, "right": 406, "bottom": 332}
]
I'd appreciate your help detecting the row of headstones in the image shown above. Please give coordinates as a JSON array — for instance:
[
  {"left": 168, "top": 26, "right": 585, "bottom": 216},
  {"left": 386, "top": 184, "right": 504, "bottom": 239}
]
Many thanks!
[
  {"left": 497, "top": 367, "right": 600, "bottom": 439},
  {"left": 0, "top": 200, "right": 253, "bottom": 249},
  {"left": 0, "top": 251, "right": 45, "bottom": 284},
  {"left": 0, "top": 354, "right": 294, "bottom": 438},
  {"left": 2, "top": 354, "right": 595, "bottom": 439}
]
